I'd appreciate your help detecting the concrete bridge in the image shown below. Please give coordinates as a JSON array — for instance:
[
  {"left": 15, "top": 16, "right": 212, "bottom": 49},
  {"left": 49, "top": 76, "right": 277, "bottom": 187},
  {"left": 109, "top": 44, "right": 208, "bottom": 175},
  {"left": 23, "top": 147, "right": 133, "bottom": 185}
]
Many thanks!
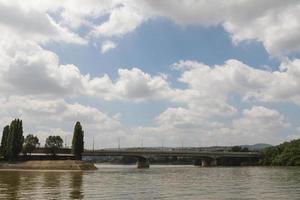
[{"left": 83, "top": 150, "right": 260, "bottom": 168}]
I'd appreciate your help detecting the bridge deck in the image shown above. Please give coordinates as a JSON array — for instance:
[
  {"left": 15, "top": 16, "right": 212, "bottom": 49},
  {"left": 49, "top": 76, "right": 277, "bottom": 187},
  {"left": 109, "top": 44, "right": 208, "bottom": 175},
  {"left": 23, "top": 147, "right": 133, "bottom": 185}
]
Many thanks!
[{"left": 83, "top": 150, "right": 259, "bottom": 158}]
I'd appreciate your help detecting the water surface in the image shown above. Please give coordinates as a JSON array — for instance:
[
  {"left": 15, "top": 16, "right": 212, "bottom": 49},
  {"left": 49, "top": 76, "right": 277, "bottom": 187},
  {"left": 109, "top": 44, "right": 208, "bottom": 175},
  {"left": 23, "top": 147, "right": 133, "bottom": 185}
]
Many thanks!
[{"left": 1, "top": 165, "right": 300, "bottom": 199}]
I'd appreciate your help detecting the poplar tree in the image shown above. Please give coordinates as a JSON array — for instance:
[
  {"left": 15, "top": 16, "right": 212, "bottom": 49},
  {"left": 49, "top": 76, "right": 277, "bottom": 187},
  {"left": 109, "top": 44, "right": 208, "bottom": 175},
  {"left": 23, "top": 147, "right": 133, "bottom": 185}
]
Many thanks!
[
  {"left": 6, "top": 119, "right": 24, "bottom": 161},
  {"left": 72, "top": 122, "right": 84, "bottom": 160},
  {"left": 0, "top": 125, "right": 9, "bottom": 157}
]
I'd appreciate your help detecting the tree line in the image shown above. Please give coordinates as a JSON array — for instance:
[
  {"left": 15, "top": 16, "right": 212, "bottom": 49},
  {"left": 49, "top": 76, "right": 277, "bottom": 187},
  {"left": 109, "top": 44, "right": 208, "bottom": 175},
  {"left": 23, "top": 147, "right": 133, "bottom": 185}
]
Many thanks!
[
  {"left": 259, "top": 139, "right": 300, "bottom": 166},
  {"left": 0, "top": 119, "right": 84, "bottom": 161}
]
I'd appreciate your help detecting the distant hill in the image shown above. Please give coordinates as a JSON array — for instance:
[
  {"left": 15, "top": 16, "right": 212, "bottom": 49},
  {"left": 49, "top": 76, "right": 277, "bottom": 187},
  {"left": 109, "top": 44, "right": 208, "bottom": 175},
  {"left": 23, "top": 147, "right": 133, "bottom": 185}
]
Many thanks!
[{"left": 241, "top": 143, "right": 272, "bottom": 151}]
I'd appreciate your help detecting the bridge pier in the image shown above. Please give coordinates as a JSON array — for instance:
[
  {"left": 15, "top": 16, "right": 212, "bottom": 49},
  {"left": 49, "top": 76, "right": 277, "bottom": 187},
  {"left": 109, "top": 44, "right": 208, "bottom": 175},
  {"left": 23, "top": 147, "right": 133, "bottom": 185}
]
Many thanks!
[
  {"left": 209, "top": 158, "right": 217, "bottom": 166},
  {"left": 201, "top": 159, "right": 209, "bottom": 167},
  {"left": 136, "top": 157, "right": 150, "bottom": 169},
  {"left": 194, "top": 158, "right": 217, "bottom": 167},
  {"left": 194, "top": 159, "right": 202, "bottom": 166}
]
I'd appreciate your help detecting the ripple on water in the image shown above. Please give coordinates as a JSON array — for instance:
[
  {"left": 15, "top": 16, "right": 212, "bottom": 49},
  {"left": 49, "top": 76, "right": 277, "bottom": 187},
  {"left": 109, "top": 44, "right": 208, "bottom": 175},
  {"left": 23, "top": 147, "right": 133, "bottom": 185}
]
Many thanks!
[{"left": 1, "top": 166, "right": 300, "bottom": 199}]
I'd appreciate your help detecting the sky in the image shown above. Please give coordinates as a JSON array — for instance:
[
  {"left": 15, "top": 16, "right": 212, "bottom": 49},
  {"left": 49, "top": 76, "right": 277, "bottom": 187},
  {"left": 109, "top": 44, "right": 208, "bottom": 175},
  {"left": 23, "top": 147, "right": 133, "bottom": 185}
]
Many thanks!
[{"left": 1, "top": 0, "right": 300, "bottom": 148}]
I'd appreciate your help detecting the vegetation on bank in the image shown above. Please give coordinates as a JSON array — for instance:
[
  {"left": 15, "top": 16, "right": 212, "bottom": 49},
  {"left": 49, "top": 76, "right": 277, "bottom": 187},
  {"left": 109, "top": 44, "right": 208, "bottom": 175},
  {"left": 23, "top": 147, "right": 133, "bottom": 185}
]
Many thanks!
[
  {"left": 259, "top": 139, "right": 300, "bottom": 166},
  {"left": 45, "top": 135, "right": 64, "bottom": 156},
  {"left": 0, "top": 119, "right": 24, "bottom": 161},
  {"left": 0, "top": 119, "right": 84, "bottom": 161},
  {"left": 23, "top": 134, "right": 40, "bottom": 155}
]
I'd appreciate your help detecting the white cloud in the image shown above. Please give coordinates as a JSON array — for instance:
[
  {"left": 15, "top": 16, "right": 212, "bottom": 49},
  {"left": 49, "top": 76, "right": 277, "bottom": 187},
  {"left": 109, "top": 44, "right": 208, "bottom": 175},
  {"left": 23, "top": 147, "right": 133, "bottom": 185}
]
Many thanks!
[
  {"left": 101, "top": 40, "right": 117, "bottom": 53},
  {"left": 135, "top": 59, "right": 300, "bottom": 146},
  {"left": 139, "top": 0, "right": 300, "bottom": 56},
  {"left": 233, "top": 106, "right": 289, "bottom": 134},
  {"left": 228, "top": 106, "right": 290, "bottom": 144},
  {"left": 0, "top": 0, "right": 86, "bottom": 45},
  {"left": 137, "top": 105, "right": 290, "bottom": 146},
  {"left": 114, "top": 68, "right": 172, "bottom": 101},
  {"left": 173, "top": 59, "right": 300, "bottom": 105},
  {"left": 90, "top": 5, "right": 146, "bottom": 38},
  {"left": 223, "top": 1, "right": 300, "bottom": 56},
  {"left": 0, "top": 38, "right": 88, "bottom": 97},
  {"left": 1, "top": 0, "right": 300, "bottom": 56},
  {"left": 0, "top": 37, "right": 173, "bottom": 102},
  {"left": 86, "top": 68, "right": 174, "bottom": 101}
]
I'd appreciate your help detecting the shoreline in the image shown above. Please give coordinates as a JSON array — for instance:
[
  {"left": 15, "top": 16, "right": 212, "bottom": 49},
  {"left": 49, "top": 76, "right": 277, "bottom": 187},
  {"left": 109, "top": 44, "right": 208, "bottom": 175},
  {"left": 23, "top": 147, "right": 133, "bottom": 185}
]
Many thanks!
[{"left": 0, "top": 160, "right": 97, "bottom": 171}]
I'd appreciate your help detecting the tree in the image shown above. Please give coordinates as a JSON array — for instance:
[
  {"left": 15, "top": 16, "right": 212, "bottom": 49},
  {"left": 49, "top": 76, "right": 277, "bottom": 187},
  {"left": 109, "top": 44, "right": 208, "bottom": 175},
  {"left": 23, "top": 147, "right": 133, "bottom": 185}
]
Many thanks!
[
  {"left": 6, "top": 119, "right": 24, "bottom": 161},
  {"left": 72, "top": 122, "right": 84, "bottom": 160},
  {"left": 45, "top": 135, "right": 63, "bottom": 156},
  {"left": 23, "top": 134, "right": 40, "bottom": 155},
  {"left": 259, "top": 139, "right": 300, "bottom": 166},
  {"left": 0, "top": 125, "right": 9, "bottom": 157},
  {"left": 231, "top": 146, "right": 242, "bottom": 152}
]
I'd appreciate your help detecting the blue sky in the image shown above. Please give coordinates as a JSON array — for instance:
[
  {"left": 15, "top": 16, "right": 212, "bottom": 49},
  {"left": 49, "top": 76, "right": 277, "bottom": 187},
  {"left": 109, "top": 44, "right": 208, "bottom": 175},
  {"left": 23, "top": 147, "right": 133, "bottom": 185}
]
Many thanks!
[{"left": 1, "top": 0, "right": 300, "bottom": 148}]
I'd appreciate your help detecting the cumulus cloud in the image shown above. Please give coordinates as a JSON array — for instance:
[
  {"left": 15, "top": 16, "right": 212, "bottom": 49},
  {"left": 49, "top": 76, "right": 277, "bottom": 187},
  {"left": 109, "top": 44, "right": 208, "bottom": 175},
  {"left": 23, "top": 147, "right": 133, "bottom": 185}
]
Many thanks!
[
  {"left": 0, "top": 37, "right": 173, "bottom": 102},
  {"left": 90, "top": 5, "right": 146, "bottom": 38},
  {"left": 87, "top": 68, "right": 174, "bottom": 101},
  {"left": 1, "top": 0, "right": 300, "bottom": 55},
  {"left": 173, "top": 59, "right": 300, "bottom": 105},
  {"left": 0, "top": 38, "right": 88, "bottom": 97},
  {"left": 138, "top": 105, "right": 290, "bottom": 146},
  {"left": 135, "top": 59, "right": 300, "bottom": 146},
  {"left": 221, "top": 106, "right": 290, "bottom": 144},
  {"left": 232, "top": 106, "right": 289, "bottom": 135},
  {"left": 0, "top": 0, "right": 86, "bottom": 45},
  {"left": 138, "top": 0, "right": 300, "bottom": 56},
  {"left": 101, "top": 40, "right": 117, "bottom": 53}
]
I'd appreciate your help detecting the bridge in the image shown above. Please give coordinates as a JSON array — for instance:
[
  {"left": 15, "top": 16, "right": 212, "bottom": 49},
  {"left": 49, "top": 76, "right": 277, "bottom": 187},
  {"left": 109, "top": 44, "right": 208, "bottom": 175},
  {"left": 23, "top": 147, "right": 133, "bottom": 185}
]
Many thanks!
[{"left": 83, "top": 150, "right": 260, "bottom": 168}]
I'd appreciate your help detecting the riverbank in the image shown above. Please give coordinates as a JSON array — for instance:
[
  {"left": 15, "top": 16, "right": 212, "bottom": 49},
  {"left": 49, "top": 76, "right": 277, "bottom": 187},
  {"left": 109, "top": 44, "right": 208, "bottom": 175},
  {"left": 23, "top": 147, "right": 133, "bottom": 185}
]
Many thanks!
[{"left": 0, "top": 160, "right": 97, "bottom": 170}]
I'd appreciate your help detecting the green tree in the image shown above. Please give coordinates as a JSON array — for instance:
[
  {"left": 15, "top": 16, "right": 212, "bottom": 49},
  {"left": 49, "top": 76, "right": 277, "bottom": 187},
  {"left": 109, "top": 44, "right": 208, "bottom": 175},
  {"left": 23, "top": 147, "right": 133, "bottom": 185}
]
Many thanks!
[
  {"left": 259, "top": 139, "right": 300, "bottom": 166},
  {"left": 6, "top": 119, "right": 24, "bottom": 161},
  {"left": 23, "top": 134, "right": 40, "bottom": 155},
  {"left": 72, "top": 122, "right": 84, "bottom": 160},
  {"left": 231, "top": 146, "right": 242, "bottom": 152},
  {"left": 45, "top": 135, "right": 63, "bottom": 156},
  {"left": 0, "top": 125, "right": 9, "bottom": 157}
]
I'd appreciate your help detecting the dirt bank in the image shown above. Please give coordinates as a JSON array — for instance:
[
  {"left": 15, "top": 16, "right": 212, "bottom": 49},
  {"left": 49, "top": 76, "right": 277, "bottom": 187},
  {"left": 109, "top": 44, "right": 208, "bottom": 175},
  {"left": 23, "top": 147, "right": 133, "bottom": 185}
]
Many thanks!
[{"left": 0, "top": 160, "right": 97, "bottom": 170}]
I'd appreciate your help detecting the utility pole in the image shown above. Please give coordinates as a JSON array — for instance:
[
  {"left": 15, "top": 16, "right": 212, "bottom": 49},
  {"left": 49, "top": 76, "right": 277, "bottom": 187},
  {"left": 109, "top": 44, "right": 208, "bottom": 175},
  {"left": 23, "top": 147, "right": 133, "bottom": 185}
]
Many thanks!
[
  {"left": 64, "top": 136, "right": 67, "bottom": 148},
  {"left": 92, "top": 136, "right": 95, "bottom": 152},
  {"left": 118, "top": 137, "right": 120, "bottom": 149},
  {"left": 141, "top": 138, "right": 143, "bottom": 148}
]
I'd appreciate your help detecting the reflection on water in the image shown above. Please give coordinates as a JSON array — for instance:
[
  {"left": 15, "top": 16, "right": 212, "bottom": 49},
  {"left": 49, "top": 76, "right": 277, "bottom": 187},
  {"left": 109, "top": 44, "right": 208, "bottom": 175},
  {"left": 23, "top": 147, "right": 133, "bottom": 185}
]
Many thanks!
[
  {"left": 1, "top": 166, "right": 300, "bottom": 199},
  {"left": 0, "top": 170, "right": 84, "bottom": 200},
  {"left": 70, "top": 173, "right": 83, "bottom": 199},
  {"left": 0, "top": 171, "right": 21, "bottom": 199}
]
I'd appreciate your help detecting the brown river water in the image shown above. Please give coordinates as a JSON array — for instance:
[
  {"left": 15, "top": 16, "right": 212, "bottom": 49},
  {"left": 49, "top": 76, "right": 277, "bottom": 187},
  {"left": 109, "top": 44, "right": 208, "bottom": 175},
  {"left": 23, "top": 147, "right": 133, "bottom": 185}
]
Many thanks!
[{"left": 1, "top": 165, "right": 300, "bottom": 199}]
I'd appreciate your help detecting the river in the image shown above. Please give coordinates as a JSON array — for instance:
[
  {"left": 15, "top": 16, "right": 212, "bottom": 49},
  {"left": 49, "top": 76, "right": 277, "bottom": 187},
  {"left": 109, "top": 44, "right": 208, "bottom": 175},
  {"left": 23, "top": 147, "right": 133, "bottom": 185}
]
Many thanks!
[{"left": 0, "top": 165, "right": 300, "bottom": 199}]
